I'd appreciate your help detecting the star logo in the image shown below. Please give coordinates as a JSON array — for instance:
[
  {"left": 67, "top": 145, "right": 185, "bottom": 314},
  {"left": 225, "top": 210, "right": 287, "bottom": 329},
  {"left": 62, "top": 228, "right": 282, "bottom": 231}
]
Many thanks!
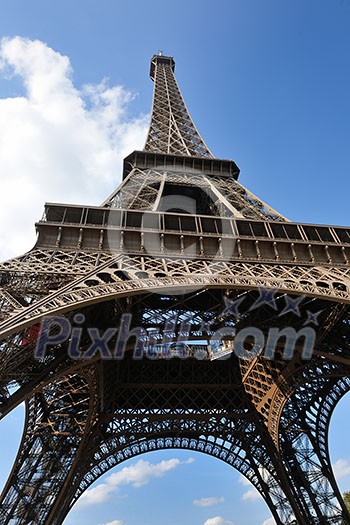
[
  {"left": 303, "top": 310, "right": 324, "bottom": 326},
  {"left": 219, "top": 295, "right": 246, "bottom": 319},
  {"left": 279, "top": 295, "right": 304, "bottom": 317},
  {"left": 249, "top": 288, "right": 279, "bottom": 312},
  {"left": 199, "top": 319, "right": 214, "bottom": 333}
]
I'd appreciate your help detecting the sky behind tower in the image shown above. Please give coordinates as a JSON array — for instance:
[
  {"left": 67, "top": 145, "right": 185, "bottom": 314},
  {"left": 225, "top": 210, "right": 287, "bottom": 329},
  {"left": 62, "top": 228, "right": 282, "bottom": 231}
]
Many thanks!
[{"left": 0, "top": 1, "right": 350, "bottom": 524}]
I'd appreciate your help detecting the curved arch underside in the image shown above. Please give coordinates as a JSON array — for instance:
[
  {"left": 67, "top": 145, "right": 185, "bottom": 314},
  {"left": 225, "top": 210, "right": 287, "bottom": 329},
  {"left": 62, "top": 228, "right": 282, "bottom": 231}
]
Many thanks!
[
  {"left": 1, "top": 251, "right": 350, "bottom": 340},
  {"left": 0, "top": 274, "right": 350, "bottom": 524},
  {"left": 0, "top": 335, "right": 350, "bottom": 524}
]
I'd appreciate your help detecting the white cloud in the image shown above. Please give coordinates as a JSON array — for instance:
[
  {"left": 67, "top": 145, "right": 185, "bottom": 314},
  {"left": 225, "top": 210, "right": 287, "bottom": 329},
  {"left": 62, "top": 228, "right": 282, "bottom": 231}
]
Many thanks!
[
  {"left": 262, "top": 519, "right": 276, "bottom": 525},
  {"left": 77, "top": 457, "right": 194, "bottom": 507},
  {"left": 0, "top": 36, "right": 148, "bottom": 260},
  {"left": 100, "top": 521, "right": 124, "bottom": 525},
  {"left": 241, "top": 486, "right": 260, "bottom": 501},
  {"left": 238, "top": 474, "right": 261, "bottom": 502},
  {"left": 333, "top": 459, "right": 350, "bottom": 479},
  {"left": 203, "top": 517, "right": 234, "bottom": 525},
  {"left": 193, "top": 496, "right": 224, "bottom": 507},
  {"left": 238, "top": 475, "right": 251, "bottom": 487}
]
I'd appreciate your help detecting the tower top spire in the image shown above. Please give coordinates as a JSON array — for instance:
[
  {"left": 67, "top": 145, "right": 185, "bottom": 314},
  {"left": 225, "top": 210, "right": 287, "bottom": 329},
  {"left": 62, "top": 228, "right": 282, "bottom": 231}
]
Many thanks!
[
  {"left": 145, "top": 53, "right": 213, "bottom": 158},
  {"left": 149, "top": 53, "right": 175, "bottom": 81}
]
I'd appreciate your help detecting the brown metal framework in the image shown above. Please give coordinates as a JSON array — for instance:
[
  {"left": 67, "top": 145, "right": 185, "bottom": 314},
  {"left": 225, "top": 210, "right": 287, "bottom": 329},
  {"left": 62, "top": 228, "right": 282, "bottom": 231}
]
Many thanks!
[
  {"left": 0, "top": 53, "right": 349, "bottom": 524},
  {"left": 144, "top": 54, "right": 213, "bottom": 157}
]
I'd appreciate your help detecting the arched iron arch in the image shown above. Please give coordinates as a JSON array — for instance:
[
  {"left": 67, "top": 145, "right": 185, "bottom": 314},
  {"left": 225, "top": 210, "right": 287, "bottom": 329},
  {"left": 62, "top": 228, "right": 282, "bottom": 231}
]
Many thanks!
[
  {"left": 58, "top": 432, "right": 290, "bottom": 525},
  {"left": 1, "top": 260, "right": 350, "bottom": 340}
]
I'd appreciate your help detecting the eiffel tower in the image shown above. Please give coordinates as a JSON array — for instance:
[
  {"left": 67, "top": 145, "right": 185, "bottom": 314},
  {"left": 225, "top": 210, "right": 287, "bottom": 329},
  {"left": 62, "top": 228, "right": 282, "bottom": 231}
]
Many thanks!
[{"left": 0, "top": 52, "right": 349, "bottom": 525}]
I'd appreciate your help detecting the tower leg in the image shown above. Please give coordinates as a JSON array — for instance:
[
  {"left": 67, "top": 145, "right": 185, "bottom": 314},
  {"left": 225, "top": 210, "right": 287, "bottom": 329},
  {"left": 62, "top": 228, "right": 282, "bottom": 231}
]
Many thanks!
[
  {"left": 277, "top": 373, "right": 350, "bottom": 524},
  {"left": 0, "top": 370, "right": 97, "bottom": 525}
]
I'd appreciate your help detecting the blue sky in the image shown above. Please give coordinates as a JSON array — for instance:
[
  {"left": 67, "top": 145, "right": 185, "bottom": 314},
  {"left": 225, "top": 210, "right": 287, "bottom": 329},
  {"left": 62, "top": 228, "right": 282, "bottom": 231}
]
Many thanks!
[{"left": 0, "top": 1, "right": 350, "bottom": 524}]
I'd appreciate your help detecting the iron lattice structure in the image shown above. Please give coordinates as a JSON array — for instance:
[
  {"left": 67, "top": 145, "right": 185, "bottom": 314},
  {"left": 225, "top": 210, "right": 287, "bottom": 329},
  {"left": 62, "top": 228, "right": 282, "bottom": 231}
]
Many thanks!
[{"left": 0, "top": 53, "right": 349, "bottom": 524}]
